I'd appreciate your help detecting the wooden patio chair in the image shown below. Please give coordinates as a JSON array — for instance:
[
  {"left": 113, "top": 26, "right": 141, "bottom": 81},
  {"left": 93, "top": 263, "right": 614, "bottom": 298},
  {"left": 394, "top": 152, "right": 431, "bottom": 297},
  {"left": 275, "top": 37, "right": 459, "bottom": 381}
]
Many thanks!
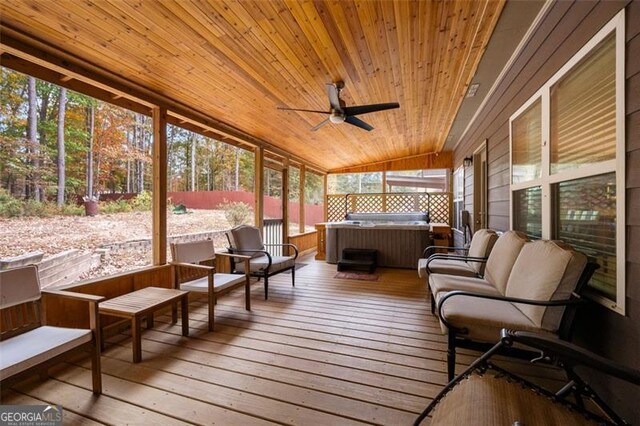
[
  {"left": 170, "top": 239, "right": 251, "bottom": 331},
  {"left": 0, "top": 265, "right": 104, "bottom": 394},
  {"left": 226, "top": 225, "right": 298, "bottom": 300}
]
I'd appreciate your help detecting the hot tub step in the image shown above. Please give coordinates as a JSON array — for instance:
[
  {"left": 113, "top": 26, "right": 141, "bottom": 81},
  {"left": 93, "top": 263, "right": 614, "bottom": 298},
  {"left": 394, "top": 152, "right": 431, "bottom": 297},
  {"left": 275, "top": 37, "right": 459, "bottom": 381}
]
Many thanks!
[{"left": 338, "top": 249, "right": 377, "bottom": 273}]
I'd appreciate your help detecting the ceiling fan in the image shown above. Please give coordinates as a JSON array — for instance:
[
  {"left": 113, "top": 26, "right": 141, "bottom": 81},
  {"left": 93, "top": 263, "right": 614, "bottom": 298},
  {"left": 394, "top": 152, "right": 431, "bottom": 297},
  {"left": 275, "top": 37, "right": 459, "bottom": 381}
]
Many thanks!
[{"left": 277, "top": 81, "right": 400, "bottom": 132}]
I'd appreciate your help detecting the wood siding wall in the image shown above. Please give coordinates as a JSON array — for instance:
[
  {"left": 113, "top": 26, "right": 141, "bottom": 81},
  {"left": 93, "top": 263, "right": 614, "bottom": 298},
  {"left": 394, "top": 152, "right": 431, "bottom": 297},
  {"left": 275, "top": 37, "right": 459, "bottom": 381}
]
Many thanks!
[{"left": 453, "top": 0, "right": 639, "bottom": 420}]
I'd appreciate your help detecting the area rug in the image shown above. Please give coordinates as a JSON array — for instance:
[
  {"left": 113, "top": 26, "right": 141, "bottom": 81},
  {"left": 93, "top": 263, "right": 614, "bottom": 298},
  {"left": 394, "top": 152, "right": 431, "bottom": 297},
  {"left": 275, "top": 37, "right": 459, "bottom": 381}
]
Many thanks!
[{"left": 334, "top": 271, "right": 379, "bottom": 281}]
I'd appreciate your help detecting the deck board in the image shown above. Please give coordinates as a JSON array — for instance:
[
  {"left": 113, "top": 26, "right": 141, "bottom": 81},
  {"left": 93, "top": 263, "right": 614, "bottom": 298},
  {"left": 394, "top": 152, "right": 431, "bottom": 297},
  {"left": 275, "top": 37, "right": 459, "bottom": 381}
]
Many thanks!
[{"left": 0, "top": 255, "right": 564, "bottom": 425}]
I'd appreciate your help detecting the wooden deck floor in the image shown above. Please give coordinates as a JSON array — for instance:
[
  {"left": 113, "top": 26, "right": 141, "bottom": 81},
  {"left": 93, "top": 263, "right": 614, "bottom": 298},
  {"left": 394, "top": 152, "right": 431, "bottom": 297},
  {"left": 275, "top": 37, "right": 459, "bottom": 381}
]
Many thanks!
[{"left": 1, "top": 255, "right": 561, "bottom": 425}]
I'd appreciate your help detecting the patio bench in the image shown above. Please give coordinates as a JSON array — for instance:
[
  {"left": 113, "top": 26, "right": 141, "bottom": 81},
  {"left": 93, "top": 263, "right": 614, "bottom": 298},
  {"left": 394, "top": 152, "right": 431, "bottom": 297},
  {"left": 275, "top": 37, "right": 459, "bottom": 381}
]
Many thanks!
[
  {"left": 0, "top": 265, "right": 104, "bottom": 394},
  {"left": 432, "top": 238, "right": 598, "bottom": 380}
]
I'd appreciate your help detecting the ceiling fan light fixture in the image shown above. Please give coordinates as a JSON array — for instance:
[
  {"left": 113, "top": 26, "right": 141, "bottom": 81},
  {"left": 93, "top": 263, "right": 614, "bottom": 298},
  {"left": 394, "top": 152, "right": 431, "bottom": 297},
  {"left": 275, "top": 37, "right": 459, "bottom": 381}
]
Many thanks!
[{"left": 329, "top": 112, "right": 345, "bottom": 124}]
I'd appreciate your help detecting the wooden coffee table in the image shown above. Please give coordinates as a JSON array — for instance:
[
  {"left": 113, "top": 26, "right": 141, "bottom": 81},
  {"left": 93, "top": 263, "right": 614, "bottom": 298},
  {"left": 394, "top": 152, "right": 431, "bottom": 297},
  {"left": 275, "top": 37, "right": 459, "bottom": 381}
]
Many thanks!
[{"left": 99, "top": 286, "right": 189, "bottom": 363}]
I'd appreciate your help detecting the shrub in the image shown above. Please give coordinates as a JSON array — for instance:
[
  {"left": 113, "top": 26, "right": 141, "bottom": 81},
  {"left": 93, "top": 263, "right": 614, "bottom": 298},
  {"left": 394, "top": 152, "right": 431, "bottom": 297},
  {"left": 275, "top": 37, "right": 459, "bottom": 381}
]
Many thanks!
[
  {"left": 22, "top": 199, "right": 49, "bottom": 217},
  {"left": 131, "top": 190, "right": 152, "bottom": 211},
  {"left": 220, "top": 200, "right": 253, "bottom": 227},
  {"left": 0, "top": 197, "right": 22, "bottom": 218},
  {"left": 60, "top": 203, "right": 85, "bottom": 216},
  {"left": 101, "top": 199, "right": 132, "bottom": 214}
]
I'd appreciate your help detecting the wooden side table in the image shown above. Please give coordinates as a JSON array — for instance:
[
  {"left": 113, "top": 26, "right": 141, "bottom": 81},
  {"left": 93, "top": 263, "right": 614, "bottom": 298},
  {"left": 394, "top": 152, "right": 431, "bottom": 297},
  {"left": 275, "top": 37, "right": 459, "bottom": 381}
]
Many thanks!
[{"left": 99, "top": 287, "right": 189, "bottom": 363}]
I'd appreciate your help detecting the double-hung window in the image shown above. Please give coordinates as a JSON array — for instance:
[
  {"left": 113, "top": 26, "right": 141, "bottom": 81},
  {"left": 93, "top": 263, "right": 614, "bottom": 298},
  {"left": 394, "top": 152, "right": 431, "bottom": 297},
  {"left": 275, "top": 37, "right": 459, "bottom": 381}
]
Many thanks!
[{"left": 509, "top": 11, "right": 625, "bottom": 313}]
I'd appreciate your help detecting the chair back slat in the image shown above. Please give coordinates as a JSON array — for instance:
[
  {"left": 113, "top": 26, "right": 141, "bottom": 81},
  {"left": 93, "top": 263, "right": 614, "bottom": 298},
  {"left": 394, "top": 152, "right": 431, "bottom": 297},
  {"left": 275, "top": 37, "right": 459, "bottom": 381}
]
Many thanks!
[
  {"left": 0, "top": 266, "right": 43, "bottom": 340},
  {"left": 171, "top": 240, "right": 216, "bottom": 285}
]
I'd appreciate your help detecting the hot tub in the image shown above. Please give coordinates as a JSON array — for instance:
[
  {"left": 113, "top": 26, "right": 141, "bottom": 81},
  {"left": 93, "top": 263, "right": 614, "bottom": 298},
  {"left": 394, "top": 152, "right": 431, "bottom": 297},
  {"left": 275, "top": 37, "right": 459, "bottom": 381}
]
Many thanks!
[{"left": 325, "top": 212, "right": 432, "bottom": 269}]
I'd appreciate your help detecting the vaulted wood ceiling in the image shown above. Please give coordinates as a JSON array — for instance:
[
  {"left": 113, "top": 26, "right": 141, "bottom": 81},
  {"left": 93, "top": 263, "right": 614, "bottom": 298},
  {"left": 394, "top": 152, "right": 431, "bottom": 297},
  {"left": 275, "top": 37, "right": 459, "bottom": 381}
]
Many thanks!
[{"left": 0, "top": 0, "right": 504, "bottom": 171}]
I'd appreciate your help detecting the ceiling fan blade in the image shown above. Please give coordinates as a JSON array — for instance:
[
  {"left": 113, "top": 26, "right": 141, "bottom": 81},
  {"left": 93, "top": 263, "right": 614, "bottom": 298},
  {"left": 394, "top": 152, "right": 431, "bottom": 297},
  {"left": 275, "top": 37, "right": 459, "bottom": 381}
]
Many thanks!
[
  {"left": 277, "top": 107, "right": 328, "bottom": 114},
  {"left": 343, "top": 102, "right": 400, "bottom": 117},
  {"left": 345, "top": 116, "right": 373, "bottom": 131},
  {"left": 311, "top": 118, "right": 331, "bottom": 132},
  {"left": 326, "top": 83, "right": 341, "bottom": 110}
]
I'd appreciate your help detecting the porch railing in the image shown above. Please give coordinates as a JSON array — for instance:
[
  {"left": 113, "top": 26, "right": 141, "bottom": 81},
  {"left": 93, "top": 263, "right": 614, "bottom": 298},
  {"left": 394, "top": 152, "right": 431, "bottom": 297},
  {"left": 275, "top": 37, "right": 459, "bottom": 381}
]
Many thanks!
[
  {"left": 263, "top": 218, "right": 284, "bottom": 256},
  {"left": 326, "top": 192, "right": 452, "bottom": 225}
]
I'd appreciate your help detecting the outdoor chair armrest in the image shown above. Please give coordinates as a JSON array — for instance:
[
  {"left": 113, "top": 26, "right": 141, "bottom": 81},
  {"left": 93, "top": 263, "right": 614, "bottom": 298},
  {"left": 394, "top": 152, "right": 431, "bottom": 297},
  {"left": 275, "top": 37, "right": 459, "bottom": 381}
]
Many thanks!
[
  {"left": 41, "top": 289, "right": 105, "bottom": 303},
  {"left": 170, "top": 262, "right": 215, "bottom": 272},
  {"left": 422, "top": 245, "right": 468, "bottom": 257},
  {"left": 264, "top": 243, "right": 299, "bottom": 259},
  {"left": 437, "top": 290, "right": 587, "bottom": 332},
  {"left": 501, "top": 330, "right": 640, "bottom": 385},
  {"left": 216, "top": 252, "right": 251, "bottom": 260},
  {"left": 426, "top": 255, "right": 487, "bottom": 274},
  {"left": 41, "top": 290, "right": 105, "bottom": 333}
]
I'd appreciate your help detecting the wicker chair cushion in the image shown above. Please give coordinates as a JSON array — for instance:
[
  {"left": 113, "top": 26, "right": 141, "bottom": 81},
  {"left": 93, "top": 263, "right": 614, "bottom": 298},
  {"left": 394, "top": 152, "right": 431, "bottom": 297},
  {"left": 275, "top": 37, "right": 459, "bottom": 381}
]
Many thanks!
[{"left": 429, "top": 373, "right": 599, "bottom": 425}]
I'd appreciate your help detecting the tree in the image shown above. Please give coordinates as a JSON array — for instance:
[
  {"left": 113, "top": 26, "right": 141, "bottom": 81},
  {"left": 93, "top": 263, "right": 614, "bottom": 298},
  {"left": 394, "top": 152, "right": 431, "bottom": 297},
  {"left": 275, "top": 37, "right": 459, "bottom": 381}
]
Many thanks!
[
  {"left": 86, "top": 104, "right": 94, "bottom": 197},
  {"left": 56, "top": 87, "right": 67, "bottom": 206},
  {"left": 27, "top": 76, "right": 41, "bottom": 201}
]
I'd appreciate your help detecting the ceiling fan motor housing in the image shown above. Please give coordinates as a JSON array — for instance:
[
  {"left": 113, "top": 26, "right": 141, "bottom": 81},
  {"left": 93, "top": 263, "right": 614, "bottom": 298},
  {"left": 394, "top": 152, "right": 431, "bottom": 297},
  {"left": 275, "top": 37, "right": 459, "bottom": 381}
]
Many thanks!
[{"left": 330, "top": 110, "right": 346, "bottom": 124}]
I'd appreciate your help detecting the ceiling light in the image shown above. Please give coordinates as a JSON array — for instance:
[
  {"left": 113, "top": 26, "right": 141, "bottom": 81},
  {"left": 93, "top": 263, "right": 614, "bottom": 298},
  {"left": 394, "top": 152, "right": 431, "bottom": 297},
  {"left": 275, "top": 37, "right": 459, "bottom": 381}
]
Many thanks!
[{"left": 466, "top": 83, "right": 480, "bottom": 98}]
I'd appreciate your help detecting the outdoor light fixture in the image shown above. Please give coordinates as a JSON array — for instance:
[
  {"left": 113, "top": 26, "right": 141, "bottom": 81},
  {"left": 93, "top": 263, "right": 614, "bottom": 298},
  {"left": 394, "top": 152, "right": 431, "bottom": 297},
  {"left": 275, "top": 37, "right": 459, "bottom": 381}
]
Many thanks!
[{"left": 463, "top": 157, "right": 473, "bottom": 168}]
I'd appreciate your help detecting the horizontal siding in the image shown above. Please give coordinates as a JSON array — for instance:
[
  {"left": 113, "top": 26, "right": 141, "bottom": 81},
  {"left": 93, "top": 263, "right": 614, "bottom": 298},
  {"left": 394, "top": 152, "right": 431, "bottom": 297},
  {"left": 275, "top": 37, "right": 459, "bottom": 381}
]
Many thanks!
[{"left": 453, "top": 0, "right": 638, "bottom": 421}]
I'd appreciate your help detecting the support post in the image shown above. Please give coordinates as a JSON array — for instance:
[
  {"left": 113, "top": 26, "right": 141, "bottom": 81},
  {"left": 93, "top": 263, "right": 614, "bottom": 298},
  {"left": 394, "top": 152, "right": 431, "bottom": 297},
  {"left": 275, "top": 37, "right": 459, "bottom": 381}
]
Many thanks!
[
  {"left": 152, "top": 106, "right": 167, "bottom": 265},
  {"left": 323, "top": 174, "right": 328, "bottom": 222},
  {"left": 282, "top": 158, "right": 290, "bottom": 255},
  {"left": 299, "top": 164, "right": 306, "bottom": 234},
  {"left": 254, "top": 147, "right": 264, "bottom": 229}
]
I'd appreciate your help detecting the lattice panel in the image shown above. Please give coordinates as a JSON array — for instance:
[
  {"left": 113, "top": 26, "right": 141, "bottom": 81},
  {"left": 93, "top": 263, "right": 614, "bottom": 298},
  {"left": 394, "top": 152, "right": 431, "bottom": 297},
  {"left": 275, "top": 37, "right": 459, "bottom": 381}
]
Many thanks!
[
  {"left": 418, "top": 194, "right": 430, "bottom": 212},
  {"left": 429, "top": 193, "right": 451, "bottom": 224},
  {"left": 353, "top": 195, "right": 383, "bottom": 213},
  {"left": 386, "top": 194, "right": 418, "bottom": 212},
  {"left": 327, "top": 195, "right": 346, "bottom": 222}
]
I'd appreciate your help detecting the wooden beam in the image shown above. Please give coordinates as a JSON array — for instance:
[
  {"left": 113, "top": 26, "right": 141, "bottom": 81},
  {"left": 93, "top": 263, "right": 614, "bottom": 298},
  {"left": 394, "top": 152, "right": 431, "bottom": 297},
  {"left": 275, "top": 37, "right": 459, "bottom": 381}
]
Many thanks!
[
  {"left": 329, "top": 151, "right": 453, "bottom": 174},
  {"left": 152, "top": 106, "right": 168, "bottom": 265},
  {"left": 254, "top": 147, "right": 264, "bottom": 229},
  {"left": 299, "top": 165, "right": 306, "bottom": 234}
]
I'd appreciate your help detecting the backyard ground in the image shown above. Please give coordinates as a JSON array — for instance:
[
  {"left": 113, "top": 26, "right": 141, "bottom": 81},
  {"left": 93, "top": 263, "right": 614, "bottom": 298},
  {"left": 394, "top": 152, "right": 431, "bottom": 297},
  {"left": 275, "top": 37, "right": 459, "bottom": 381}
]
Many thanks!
[{"left": 0, "top": 209, "right": 233, "bottom": 280}]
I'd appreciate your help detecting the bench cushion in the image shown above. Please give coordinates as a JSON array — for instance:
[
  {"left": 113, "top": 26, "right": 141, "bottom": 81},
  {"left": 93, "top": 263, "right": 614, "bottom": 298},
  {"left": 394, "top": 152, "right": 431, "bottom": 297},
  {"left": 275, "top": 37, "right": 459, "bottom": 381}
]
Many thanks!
[
  {"left": 430, "top": 274, "right": 501, "bottom": 300},
  {"left": 236, "top": 255, "right": 295, "bottom": 273},
  {"left": 418, "top": 258, "right": 477, "bottom": 278},
  {"left": 180, "top": 273, "right": 246, "bottom": 293},
  {"left": 467, "top": 229, "right": 499, "bottom": 274},
  {"left": 505, "top": 241, "right": 572, "bottom": 328},
  {"left": 0, "top": 265, "right": 40, "bottom": 309},
  {"left": 171, "top": 239, "right": 216, "bottom": 263},
  {"left": 439, "top": 295, "right": 543, "bottom": 342},
  {"left": 484, "top": 231, "right": 528, "bottom": 294},
  {"left": 0, "top": 326, "right": 91, "bottom": 380}
]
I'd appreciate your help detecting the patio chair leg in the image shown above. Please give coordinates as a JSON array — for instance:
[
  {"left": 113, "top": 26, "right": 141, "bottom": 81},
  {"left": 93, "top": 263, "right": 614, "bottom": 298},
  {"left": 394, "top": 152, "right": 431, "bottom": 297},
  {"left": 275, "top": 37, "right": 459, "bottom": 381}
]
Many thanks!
[
  {"left": 208, "top": 290, "right": 215, "bottom": 332},
  {"left": 292, "top": 265, "right": 295, "bottom": 287},
  {"left": 264, "top": 274, "right": 269, "bottom": 300},
  {"left": 447, "top": 330, "right": 457, "bottom": 381},
  {"left": 430, "top": 293, "right": 435, "bottom": 315},
  {"left": 91, "top": 345, "right": 102, "bottom": 394}
]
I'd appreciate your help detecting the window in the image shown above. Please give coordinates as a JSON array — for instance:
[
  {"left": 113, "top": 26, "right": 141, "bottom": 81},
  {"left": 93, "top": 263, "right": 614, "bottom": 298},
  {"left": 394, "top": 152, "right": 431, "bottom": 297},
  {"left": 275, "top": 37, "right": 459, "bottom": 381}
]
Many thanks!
[
  {"left": 509, "top": 11, "right": 625, "bottom": 313},
  {"left": 453, "top": 166, "right": 464, "bottom": 231},
  {"left": 386, "top": 169, "right": 448, "bottom": 192}
]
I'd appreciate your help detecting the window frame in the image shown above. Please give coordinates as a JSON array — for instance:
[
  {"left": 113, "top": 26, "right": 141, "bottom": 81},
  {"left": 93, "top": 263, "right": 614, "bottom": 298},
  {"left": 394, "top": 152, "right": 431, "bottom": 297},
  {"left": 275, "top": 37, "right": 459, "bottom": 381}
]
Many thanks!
[{"left": 508, "top": 10, "right": 626, "bottom": 314}]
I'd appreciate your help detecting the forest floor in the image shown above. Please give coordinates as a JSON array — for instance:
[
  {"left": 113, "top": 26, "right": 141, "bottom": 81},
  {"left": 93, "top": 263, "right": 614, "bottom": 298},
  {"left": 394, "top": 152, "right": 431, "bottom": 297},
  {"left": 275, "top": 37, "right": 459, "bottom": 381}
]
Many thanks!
[{"left": 0, "top": 209, "right": 232, "bottom": 280}]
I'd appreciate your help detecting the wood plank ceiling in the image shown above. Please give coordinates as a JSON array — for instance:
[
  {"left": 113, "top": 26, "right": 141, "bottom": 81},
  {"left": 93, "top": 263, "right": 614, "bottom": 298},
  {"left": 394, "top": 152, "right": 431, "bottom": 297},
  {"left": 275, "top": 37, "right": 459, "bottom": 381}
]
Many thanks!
[{"left": 0, "top": 0, "right": 504, "bottom": 171}]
